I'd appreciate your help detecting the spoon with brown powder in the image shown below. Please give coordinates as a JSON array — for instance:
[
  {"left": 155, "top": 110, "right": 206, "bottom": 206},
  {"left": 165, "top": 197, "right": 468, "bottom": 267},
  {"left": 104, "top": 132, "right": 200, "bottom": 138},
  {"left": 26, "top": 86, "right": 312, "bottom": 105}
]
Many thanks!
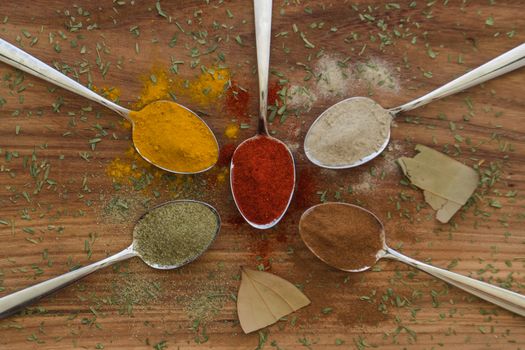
[
  {"left": 304, "top": 44, "right": 525, "bottom": 169},
  {"left": 299, "top": 202, "right": 525, "bottom": 317},
  {"left": 0, "top": 200, "right": 220, "bottom": 319}
]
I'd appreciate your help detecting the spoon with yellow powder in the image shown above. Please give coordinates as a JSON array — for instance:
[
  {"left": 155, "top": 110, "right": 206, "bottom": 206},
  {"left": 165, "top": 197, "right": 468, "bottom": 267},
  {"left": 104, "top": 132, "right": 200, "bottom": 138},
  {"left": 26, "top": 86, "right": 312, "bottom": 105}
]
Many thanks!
[{"left": 0, "top": 38, "right": 219, "bottom": 174}]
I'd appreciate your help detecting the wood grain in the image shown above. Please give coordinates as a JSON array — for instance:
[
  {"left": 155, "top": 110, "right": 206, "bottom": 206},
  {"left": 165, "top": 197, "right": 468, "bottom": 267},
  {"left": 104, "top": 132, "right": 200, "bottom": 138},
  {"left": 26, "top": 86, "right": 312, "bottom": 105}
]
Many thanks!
[{"left": 0, "top": 0, "right": 524, "bottom": 349}]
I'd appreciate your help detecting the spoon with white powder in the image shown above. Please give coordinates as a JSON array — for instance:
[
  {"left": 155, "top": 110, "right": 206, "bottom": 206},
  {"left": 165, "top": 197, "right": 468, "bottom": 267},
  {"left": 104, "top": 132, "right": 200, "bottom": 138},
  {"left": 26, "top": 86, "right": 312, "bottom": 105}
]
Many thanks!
[{"left": 304, "top": 44, "right": 525, "bottom": 169}]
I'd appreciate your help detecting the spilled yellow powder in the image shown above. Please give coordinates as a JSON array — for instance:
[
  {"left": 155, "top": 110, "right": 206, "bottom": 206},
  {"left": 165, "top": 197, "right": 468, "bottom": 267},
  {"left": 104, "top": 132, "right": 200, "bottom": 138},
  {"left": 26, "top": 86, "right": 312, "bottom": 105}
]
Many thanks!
[
  {"left": 134, "top": 68, "right": 172, "bottom": 110},
  {"left": 106, "top": 147, "right": 165, "bottom": 183},
  {"left": 106, "top": 157, "right": 141, "bottom": 181},
  {"left": 225, "top": 123, "right": 239, "bottom": 139},
  {"left": 93, "top": 85, "right": 121, "bottom": 102},
  {"left": 177, "top": 68, "right": 230, "bottom": 107},
  {"left": 216, "top": 167, "right": 229, "bottom": 183}
]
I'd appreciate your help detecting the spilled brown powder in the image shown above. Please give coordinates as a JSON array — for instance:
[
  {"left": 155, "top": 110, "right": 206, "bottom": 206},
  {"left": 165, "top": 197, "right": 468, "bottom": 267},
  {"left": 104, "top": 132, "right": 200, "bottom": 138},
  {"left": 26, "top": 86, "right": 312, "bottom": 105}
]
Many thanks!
[{"left": 299, "top": 202, "right": 384, "bottom": 271}]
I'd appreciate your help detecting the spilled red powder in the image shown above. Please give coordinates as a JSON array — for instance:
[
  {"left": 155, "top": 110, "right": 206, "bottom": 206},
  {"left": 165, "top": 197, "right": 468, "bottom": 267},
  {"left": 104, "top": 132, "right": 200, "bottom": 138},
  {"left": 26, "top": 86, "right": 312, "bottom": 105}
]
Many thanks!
[
  {"left": 267, "top": 81, "right": 281, "bottom": 106},
  {"left": 225, "top": 81, "right": 250, "bottom": 118},
  {"left": 294, "top": 167, "right": 318, "bottom": 209},
  {"left": 217, "top": 143, "right": 236, "bottom": 167},
  {"left": 253, "top": 237, "right": 271, "bottom": 269},
  {"left": 231, "top": 136, "right": 295, "bottom": 226}
]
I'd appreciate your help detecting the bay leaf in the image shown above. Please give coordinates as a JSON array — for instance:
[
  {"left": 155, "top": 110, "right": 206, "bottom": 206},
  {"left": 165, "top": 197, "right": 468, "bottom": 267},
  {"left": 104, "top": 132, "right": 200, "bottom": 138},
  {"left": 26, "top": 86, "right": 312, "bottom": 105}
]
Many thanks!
[
  {"left": 397, "top": 144, "right": 479, "bottom": 223},
  {"left": 237, "top": 267, "right": 310, "bottom": 334}
]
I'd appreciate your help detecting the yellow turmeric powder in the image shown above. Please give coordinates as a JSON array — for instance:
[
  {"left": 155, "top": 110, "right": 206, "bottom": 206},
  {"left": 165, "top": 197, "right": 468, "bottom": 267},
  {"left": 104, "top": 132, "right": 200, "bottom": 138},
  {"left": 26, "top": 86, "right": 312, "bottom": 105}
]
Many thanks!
[
  {"left": 92, "top": 85, "right": 121, "bottom": 102},
  {"left": 177, "top": 68, "right": 230, "bottom": 107},
  {"left": 130, "top": 100, "right": 218, "bottom": 173},
  {"left": 134, "top": 68, "right": 172, "bottom": 110},
  {"left": 225, "top": 123, "right": 240, "bottom": 139},
  {"left": 106, "top": 146, "right": 165, "bottom": 183}
]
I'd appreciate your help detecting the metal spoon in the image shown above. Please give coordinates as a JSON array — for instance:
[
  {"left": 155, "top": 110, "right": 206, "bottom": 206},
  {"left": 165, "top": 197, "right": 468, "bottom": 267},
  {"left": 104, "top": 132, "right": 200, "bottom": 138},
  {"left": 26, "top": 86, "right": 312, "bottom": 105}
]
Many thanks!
[
  {"left": 0, "top": 38, "right": 219, "bottom": 174},
  {"left": 230, "top": 0, "right": 295, "bottom": 229},
  {"left": 0, "top": 200, "right": 220, "bottom": 319},
  {"left": 299, "top": 202, "right": 525, "bottom": 317},
  {"left": 304, "top": 43, "right": 525, "bottom": 169}
]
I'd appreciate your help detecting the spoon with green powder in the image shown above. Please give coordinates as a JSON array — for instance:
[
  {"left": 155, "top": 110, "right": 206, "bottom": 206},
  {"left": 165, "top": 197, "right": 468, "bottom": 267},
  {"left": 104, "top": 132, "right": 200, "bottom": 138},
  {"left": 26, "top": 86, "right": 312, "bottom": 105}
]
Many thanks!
[
  {"left": 0, "top": 38, "right": 219, "bottom": 174},
  {"left": 304, "top": 43, "right": 525, "bottom": 169},
  {"left": 299, "top": 202, "right": 525, "bottom": 317},
  {"left": 0, "top": 200, "right": 220, "bottom": 319}
]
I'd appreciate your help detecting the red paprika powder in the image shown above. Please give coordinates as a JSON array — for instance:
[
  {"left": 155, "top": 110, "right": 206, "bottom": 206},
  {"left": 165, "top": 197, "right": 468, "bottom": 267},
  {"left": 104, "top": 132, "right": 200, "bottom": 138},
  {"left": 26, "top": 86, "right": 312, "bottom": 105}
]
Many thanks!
[
  {"left": 267, "top": 81, "right": 281, "bottom": 106},
  {"left": 231, "top": 136, "right": 295, "bottom": 226},
  {"left": 225, "top": 81, "right": 250, "bottom": 119}
]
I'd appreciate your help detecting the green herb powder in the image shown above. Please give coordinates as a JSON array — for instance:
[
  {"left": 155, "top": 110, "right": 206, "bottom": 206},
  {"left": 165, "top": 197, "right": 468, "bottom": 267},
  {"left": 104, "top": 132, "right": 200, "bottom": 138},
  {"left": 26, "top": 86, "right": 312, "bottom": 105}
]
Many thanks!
[{"left": 133, "top": 201, "right": 218, "bottom": 267}]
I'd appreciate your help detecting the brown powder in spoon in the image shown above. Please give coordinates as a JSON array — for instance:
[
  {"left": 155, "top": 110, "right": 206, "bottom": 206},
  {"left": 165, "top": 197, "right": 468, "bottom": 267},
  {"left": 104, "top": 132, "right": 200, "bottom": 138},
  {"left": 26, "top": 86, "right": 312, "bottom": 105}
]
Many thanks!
[{"left": 299, "top": 202, "right": 384, "bottom": 271}]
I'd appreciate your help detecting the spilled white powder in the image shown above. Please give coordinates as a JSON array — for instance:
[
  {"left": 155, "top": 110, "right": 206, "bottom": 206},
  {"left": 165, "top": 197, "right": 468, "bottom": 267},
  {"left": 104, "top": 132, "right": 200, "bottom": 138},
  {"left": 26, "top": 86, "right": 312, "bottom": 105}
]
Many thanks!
[
  {"left": 287, "top": 85, "right": 317, "bottom": 111},
  {"left": 314, "top": 55, "right": 353, "bottom": 98},
  {"left": 304, "top": 97, "right": 392, "bottom": 167},
  {"left": 354, "top": 58, "right": 400, "bottom": 92},
  {"left": 351, "top": 141, "right": 405, "bottom": 193}
]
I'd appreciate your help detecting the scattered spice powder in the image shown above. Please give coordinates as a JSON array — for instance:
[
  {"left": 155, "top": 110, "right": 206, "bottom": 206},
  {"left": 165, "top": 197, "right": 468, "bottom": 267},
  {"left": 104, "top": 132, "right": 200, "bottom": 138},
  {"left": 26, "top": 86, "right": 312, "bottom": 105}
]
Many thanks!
[
  {"left": 133, "top": 201, "right": 219, "bottom": 267},
  {"left": 304, "top": 97, "right": 392, "bottom": 167},
  {"left": 287, "top": 85, "right": 317, "bottom": 112},
  {"left": 178, "top": 67, "right": 230, "bottom": 107},
  {"left": 101, "top": 194, "right": 151, "bottom": 224},
  {"left": 224, "top": 123, "right": 240, "bottom": 139},
  {"left": 110, "top": 272, "right": 162, "bottom": 314},
  {"left": 92, "top": 85, "right": 121, "bottom": 102},
  {"left": 134, "top": 68, "right": 172, "bottom": 109},
  {"left": 225, "top": 81, "right": 250, "bottom": 118},
  {"left": 105, "top": 146, "right": 170, "bottom": 191},
  {"left": 314, "top": 55, "right": 352, "bottom": 98},
  {"left": 217, "top": 143, "right": 236, "bottom": 167},
  {"left": 106, "top": 147, "right": 161, "bottom": 182},
  {"left": 354, "top": 58, "right": 400, "bottom": 92},
  {"left": 267, "top": 81, "right": 281, "bottom": 106},
  {"left": 231, "top": 136, "right": 295, "bottom": 226},
  {"left": 294, "top": 167, "right": 319, "bottom": 209},
  {"left": 106, "top": 155, "right": 143, "bottom": 181},
  {"left": 215, "top": 167, "right": 229, "bottom": 183},
  {"left": 299, "top": 202, "right": 384, "bottom": 271},
  {"left": 131, "top": 100, "right": 219, "bottom": 173}
]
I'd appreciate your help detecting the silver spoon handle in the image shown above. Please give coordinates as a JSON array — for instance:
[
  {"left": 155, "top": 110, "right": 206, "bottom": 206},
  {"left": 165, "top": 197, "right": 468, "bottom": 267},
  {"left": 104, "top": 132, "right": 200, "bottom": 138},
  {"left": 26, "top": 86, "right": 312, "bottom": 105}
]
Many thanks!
[
  {"left": 0, "top": 246, "right": 136, "bottom": 319},
  {"left": 253, "top": 0, "right": 272, "bottom": 135},
  {"left": 390, "top": 43, "right": 525, "bottom": 114},
  {"left": 0, "top": 38, "right": 130, "bottom": 119},
  {"left": 385, "top": 247, "right": 525, "bottom": 317}
]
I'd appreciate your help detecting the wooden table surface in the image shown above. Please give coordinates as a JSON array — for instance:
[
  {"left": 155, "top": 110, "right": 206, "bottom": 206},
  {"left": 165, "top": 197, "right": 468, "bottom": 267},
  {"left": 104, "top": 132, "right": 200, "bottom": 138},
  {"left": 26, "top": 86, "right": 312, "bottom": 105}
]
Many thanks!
[{"left": 0, "top": 1, "right": 524, "bottom": 349}]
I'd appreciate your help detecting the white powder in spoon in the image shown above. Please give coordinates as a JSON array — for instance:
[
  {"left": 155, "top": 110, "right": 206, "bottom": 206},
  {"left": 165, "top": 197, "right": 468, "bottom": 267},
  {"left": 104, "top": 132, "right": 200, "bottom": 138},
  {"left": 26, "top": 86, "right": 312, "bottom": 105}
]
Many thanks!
[{"left": 304, "top": 97, "right": 392, "bottom": 167}]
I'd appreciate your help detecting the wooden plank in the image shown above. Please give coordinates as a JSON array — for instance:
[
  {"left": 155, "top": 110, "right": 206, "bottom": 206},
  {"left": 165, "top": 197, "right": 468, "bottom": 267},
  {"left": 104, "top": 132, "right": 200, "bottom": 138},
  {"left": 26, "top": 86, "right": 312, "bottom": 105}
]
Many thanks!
[{"left": 0, "top": 0, "right": 524, "bottom": 349}]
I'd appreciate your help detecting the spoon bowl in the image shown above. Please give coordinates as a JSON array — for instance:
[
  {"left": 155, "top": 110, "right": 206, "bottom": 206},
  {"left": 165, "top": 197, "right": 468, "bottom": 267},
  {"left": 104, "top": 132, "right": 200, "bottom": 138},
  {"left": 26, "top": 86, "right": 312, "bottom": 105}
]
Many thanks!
[
  {"left": 133, "top": 200, "right": 221, "bottom": 269},
  {"left": 230, "top": 134, "right": 295, "bottom": 229},
  {"left": 304, "top": 97, "right": 392, "bottom": 169},
  {"left": 299, "top": 202, "right": 525, "bottom": 317},
  {"left": 0, "top": 38, "right": 219, "bottom": 174},
  {"left": 130, "top": 101, "right": 220, "bottom": 175},
  {"left": 300, "top": 202, "right": 386, "bottom": 272},
  {"left": 304, "top": 44, "right": 525, "bottom": 169},
  {"left": 0, "top": 200, "right": 220, "bottom": 319}
]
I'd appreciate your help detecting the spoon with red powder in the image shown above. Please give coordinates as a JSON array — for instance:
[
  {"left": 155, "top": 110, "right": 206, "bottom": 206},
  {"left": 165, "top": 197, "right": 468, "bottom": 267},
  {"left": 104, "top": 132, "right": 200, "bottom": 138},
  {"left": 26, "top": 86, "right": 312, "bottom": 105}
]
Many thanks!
[
  {"left": 230, "top": 0, "right": 295, "bottom": 229},
  {"left": 299, "top": 202, "right": 525, "bottom": 317}
]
